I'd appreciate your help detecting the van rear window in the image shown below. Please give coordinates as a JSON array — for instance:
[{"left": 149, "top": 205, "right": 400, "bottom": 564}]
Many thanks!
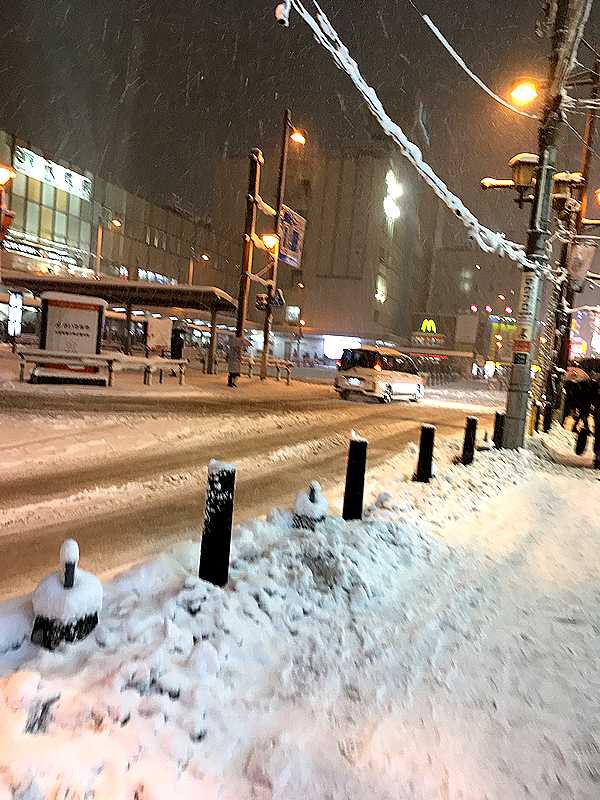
[{"left": 340, "top": 350, "right": 418, "bottom": 374}]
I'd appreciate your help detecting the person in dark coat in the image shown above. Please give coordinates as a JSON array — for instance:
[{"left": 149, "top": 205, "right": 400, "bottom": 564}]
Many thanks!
[
  {"left": 227, "top": 336, "right": 247, "bottom": 387},
  {"left": 171, "top": 328, "right": 185, "bottom": 360}
]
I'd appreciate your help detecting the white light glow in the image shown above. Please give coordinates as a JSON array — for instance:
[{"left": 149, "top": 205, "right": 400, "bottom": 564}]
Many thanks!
[
  {"left": 386, "top": 170, "right": 403, "bottom": 199},
  {"left": 384, "top": 195, "right": 401, "bottom": 220},
  {"left": 323, "top": 335, "right": 361, "bottom": 360}
]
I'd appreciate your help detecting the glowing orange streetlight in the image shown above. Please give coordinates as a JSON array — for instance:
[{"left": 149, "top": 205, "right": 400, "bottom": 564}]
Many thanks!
[
  {"left": 509, "top": 79, "right": 539, "bottom": 107},
  {"left": 0, "top": 164, "right": 16, "bottom": 189},
  {"left": 290, "top": 129, "right": 307, "bottom": 146}
]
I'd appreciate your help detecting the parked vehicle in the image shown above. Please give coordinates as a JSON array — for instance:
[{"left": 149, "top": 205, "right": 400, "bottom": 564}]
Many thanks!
[{"left": 334, "top": 346, "right": 425, "bottom": 403}]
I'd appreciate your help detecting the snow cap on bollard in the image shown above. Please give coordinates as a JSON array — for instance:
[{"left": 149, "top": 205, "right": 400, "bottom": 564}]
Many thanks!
[
  {"left": 31, "top": 539, "right": 102, "bottom": 651},
  {"left": 60, "top": 538, "right": 79, "bottom": 589},
  {"left": 293, "top": 480, "right": 328, "bottom": 530}
]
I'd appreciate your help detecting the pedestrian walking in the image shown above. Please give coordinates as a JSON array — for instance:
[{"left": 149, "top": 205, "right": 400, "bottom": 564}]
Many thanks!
[{"left": 227, "top": 336, "right": 247, "bottom": 388}]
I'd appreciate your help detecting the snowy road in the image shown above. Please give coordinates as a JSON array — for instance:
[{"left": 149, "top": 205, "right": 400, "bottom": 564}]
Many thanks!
[{"left": 0, "top": 379, "right": 499, "bottom": 601}]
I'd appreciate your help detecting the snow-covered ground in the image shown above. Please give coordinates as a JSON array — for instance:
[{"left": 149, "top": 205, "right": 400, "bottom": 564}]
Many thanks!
[{"left": 2, "top": 425, "right": 600, "bottom": 799}]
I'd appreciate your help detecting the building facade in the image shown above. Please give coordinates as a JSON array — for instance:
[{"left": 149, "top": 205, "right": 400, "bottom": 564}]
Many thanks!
[
  {"left": 212, "top": 143, "right": 433, "bottom": 358},
  {"left": 0, "top": 129, "right": 234, "bottom": 292}
]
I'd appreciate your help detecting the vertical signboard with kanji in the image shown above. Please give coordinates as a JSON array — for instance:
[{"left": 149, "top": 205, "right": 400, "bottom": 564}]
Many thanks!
[{"left": 278, "top": 204, "right": 306, "bottom": 269}]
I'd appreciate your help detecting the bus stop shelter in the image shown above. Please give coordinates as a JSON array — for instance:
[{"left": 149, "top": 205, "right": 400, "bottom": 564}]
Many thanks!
[{"left": 1, "top": 269, "right": 237, "bottom": 373}]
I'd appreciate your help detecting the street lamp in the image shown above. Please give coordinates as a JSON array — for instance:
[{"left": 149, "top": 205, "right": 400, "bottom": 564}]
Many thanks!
[
  {"left": 509, "top": 153, "right": 538, "bottom": 190},
  {"left": 509, "top": 79, "right": 540, "bottom": 107},
  {"left": 290, "top": 129, "right": 307, "bottom": 145},
  {"left": 261, "top": 233, "right": 279, "bottom": 251},
  {"left": 261, "top": 108, "right": 307, "bottom": 380}
]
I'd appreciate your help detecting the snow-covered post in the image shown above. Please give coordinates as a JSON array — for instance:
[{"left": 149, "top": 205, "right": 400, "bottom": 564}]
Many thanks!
[
  {"left": 493, "top": 412, "right": 505, "bottom": 450},
  {"left": 414, "top": 424, "right": 435, "bottom": 483},
  {"left": 61, "top": 538, "right": 78, "bottom": 589},
  {"left": 31, "top": 539, "right": 103, "bottom": 651},
  {"left": 293, "top": 480, "right": 328, "bottom": 530},
  {"left": 199, "top": 459, "right": 236, "bottom": 587},
  {"left": 462, "top": 416, "right": 477, "bottom": 466},
  {"left": 342, "top": 432, "right": 368, "bottom": 520}
]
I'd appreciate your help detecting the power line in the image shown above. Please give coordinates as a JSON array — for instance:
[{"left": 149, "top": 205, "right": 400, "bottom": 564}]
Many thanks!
[
  {"left": 565, "top": 118, "right": 600, "bottom": 163},
  {"left": 403, "top": 0, "right": 537, "bottom": 120},
  {"left": 288, "top": 0, "right": 536, "bottom": 272},
  {"left": 582, "top": 37, "right": 600, "bottom": 60}
]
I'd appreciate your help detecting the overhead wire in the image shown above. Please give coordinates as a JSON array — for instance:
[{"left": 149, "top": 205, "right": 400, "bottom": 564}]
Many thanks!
[
  {"left": 402, "top": 0, "right": 538, "bottom": 119},
  {"left": 287, "top": 0, "right": 537, "bottom": 272}
]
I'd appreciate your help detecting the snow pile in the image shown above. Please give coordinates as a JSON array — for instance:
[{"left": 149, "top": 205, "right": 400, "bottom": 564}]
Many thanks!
[
  {"left": 2, "top": 428, "right": 600, "bottom": 796},
  {"left": 0, "top": 513, "right": 451, "bottom": 799},
  {"left": 32, "top": 569, "right": 102, "bottom": 626}
]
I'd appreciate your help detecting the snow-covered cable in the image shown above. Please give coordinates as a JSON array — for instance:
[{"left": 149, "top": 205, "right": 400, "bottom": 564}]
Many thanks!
[
  {"left": 287, "top": 0, "right": 536, "bottom": 271},
  {"left": 419, "top": 14, "right": 538, "bottom": 120},
  {"left": 567, "top": 304, "right": 600, "bottom": 313}
]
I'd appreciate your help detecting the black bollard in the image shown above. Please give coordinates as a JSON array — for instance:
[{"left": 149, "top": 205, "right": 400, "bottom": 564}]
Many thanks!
[
  {"left": 575, "top": 427, "right": 589, "bottom": 456},
  {"left": 462, "top": 416, "right": 478, "bottom": 466},
  {"left": 342, "top": 435, "right": 368, "bottom": 521},
  {"left": 63, "top": 562, "right": 75, "bottom": 589},
  {"left": 493, "top": 412, "right": 505, "bottom": 450},
  {"left": 199, "top": 460, "right": 236, "bottom": 587},
  {"left": 543, "top": 401, "right": 553, "bottom": 433},
  {"left": 414, "top": 424, "right": 435, "bottom": 483}
]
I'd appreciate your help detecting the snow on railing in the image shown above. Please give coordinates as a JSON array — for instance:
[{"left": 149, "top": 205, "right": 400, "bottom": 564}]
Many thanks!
[{"left": 282, "top": 0, "right": 539, "bottom": 271}]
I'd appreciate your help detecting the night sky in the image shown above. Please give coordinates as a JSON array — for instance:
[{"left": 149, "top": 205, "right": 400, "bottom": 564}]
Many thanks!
[{"left": 1, "top": 0, "right": 599, "bottom": 248}]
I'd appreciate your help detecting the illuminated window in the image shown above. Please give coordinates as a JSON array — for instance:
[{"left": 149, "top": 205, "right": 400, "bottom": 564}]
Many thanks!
[
  {"left": 40, "top": 206, "right": 53, "bottom": 240},
  {"left": 54, "top": 211, "right": 67, "bottom": 243},
  {"left": 384, "top": 170, "right": 402, "bottom": 223},
  {"left": 27, "top": 178, "right": 41, "bottom": 204},
  {"left": 375, "top": 274, "right": 387, "bottom": 304},
  {"left": 56, "top": 189, "right": 68, "bottom": 213},
  {"left": 25, "top": 201, "right": 40, "bottom": 236},
  {"left": 42, "top": 182, "right": 55, "bottom": 208}
]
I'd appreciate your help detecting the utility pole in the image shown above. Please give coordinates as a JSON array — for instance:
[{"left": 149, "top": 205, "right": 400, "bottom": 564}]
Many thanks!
[
  {"left": 503, "top": 0, "right": 582, "bottom": 448},
  {"left": 547, "top": 51, "right": 600, "bottom": 412},
  {"left": 235, "top": 148, "right": 263, "bottom": 338},
  {"left": 261, "top": 109, "right": 291, "bottom": 380}
]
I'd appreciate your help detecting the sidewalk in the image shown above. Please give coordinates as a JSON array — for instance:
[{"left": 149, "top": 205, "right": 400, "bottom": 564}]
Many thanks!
[{"left": 1, "top": 426, "right": 599, "bottom": 798}]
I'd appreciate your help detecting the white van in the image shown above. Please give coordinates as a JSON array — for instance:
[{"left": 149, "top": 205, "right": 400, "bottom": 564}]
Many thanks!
[{"left": 334, "top": 346, "right": 425, "bottom": 403}]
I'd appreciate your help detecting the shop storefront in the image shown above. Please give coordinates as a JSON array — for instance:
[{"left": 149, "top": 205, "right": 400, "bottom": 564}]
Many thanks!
[{"left": 1, "top": 143, "right": 94, "bottom": 279}]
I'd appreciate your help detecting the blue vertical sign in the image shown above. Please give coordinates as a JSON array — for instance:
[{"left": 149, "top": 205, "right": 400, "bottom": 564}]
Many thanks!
[{"left": 278, "top": 204, "right": 306, "bottom": 269}]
